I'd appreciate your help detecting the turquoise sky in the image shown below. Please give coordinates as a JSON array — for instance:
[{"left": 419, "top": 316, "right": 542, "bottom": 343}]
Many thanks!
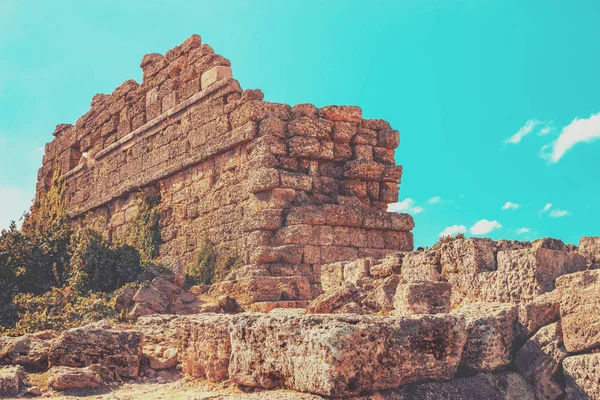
[{"left": 1, "top": 0, "right": 599, "bottom": 247}]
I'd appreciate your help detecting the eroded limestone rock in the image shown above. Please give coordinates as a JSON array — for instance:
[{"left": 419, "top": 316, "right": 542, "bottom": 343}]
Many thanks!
[
  {"left": 0, "top": 334, "right": 52, "bottom": 370},
  {"left": 0, "top": 366, "right": 23, "bottom": 396},
  {"left": 393, "top": 281, "right": 451, "bottom": 315},
  {"left": 563, "top": 353, "right": 600, "bottom": 400},
  {"left": 47, "top": 365, "right": 103, "bottom": 390}
]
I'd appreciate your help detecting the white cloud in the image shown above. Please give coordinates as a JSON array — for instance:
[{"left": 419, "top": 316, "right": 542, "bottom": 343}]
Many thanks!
[
  {"left": 539, "top": 203, "right": 552, "bottom": 214},
  {"left": 0, "top": 186, "right": 34, "bottom": 230},
  {"left": 470, "top": 219, "right": 502, "bottom": 235},
  {"left": 541, "top": 112, "right": 600, "bottom": 163},
  {"left": 550, "top": 209, "right": 571, "bottom": 218},
  {"left": 428, "top": 196, "right": 442, "bottom": 204},
  {"left": 505, "top": 119, "right": 540, "bottom": 144},
  {"left": 517, "top": 227, "right": 530, "bottom": 234},
  {"left": 388, "top": 198, "right": 424, "bottom": 214},
  {"left": 501, "top": 201, "right": 520, "bottom": 210},
  {"left": 538, "top": 126, "right": 551, "bottom": 136},
  {"left": 439, "top": 225, "right": 467, "bottom": 237}
]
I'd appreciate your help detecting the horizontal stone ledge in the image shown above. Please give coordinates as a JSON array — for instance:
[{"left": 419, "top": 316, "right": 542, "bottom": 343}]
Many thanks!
[{"left": 59, "top": 78, "right": 239, "bottom": 182}]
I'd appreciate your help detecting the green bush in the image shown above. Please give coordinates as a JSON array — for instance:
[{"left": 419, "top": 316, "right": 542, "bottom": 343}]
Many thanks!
[
  {"left": 70, "top": 228, "right": 142, "bottom": 293},
  {"left": 185, "top": 240, "right": 244, "bottom": 285},
  {"left": 125, "top": 190, "right": 161, "bottom": 263}
]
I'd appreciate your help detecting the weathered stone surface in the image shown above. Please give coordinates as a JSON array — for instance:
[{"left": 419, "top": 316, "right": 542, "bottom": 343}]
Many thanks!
[
  {"left": 563, "top": 353, "right": 600, "bottom": 400},
  {"left": 517, "top": 290, "right": 561, "bottom": 341},
  {"left": 556, "top": 269, "right": 600, "bottom": 353},
  {"left": 496, "top": 247, "right": 586, "bottom": 303},
  {"left": 209, "top": 276, "right": 312, "bottom": 306},
  {"left": 579, "top": 236, "right": 600, "bottom": 266},
  {"left": 0, "top": 334, "right": 51, "bottom": 370},
  {"left": 306, "top": 282, "right": 364, "bottom": 314},
  {"left": 0, "top": 366, "right": 23, "bottom": 396},
  {"left": 401, "top": 250, "right": 442, "bottom": 282},
  {"left": 440, "top": 238, "right": 496, "bottom": 279},
  {"left": 514, "top": 322, "right": 567, "bottom": 400},
  {"left": 179, "top": 314, "right": 234, "bottom": 382},
  {"left": 47, "top": 365, "right": 103, "bottom": 390},
  {"left": 378, "top": 372, "right": 535, "bottom": 400},
  {"left": 228, "top": 313, "right": 467, "bottom": 397},
  {"left": 320, "top": 262, "right": 344, "bottom": 292},
  {"left": 452, "top": 302, "right": 518, "bottom": 372},
  {"left": 48, "top": 321, "right": 143, "bottom": 378},
  {"left": 394, "top": 281, "right": 451, "bottom": 315}
]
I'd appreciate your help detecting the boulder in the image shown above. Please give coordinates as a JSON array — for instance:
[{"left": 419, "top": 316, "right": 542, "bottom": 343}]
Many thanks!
[
  {"left": 320, "top": 262, "right": 344, "bottom": 292},
  {"left": 514, "top": 322, "right": 568, "bottom": 400},
  {"left": 0, "top": 366, "right": 23, "bottom": 396},
  {"left": 556, "top": 269, "right": 600, "bottom": 353},
  {"left": 306, "top": 282, "right": 365, "bottom": 314},
  {"left": 495, "top": 247, "right": 586, "bottom": 303},
  {"left": 516, "top": 290, "right": 561, "bottom": 341},
  {"left": 439, "top": 238, "right": 496, "bottom": 279},
  {"left": 228, "top": 313, "right": 467, "bottom": 397},
  {"left": 0, "top": 334, "right": 51, "bottom": 370},
  {"left": 563, "top": 353, "right": 600, "bottom": 400},
  {"left": 579, "top": 236, "right": 600, "bottom": 266},
  {"left": 179, "top": 314, "right": 235, "bottom": 382},
  {"left": 393, "top": 281, "right": 451, "bottom": 315},
  {"left": 47, "top": 365, "right": 103, "bottom": 390},
  {"left": 209, "top": 276, "right": 312, "bottom": 306},
  {"left": 48, "top": 321, "right": 143, "bottom": 379},
  {"left": 379, "top": 372, "right": 535, "bottom": 400},
  {"left": 452, "top": 302, "right": 518, "bottom": 372},
  {"left": 401, "top": 250, "right": 442, "bottom": 282}
]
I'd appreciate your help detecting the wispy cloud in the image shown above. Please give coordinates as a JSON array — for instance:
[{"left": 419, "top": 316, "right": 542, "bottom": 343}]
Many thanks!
[
  {"left": 470, "top": 219, "right": 502, "bottom": 235},
  {"left": 541, "top": 112, "right": 600, "bottom": 163},
  {"left": 389, "top": 198, "right": 424, "bottom": 214},
  {"left": 517, "top": 227, "right": 530, "bottom": 234},
  {"left": 550, "top": 209, "right": 571, "bottom": 218},
  {"left": 501, "top": 201, "right": 520, "bottom": 210},
  {"left": 439, "top": 225, "right": 467, "bottom": 237},
  {"left": 428, "top": 196, "right": 442, "bottom": 204},
  {"left": 505, "top": 119, "right": 540, "bottom": 144}
]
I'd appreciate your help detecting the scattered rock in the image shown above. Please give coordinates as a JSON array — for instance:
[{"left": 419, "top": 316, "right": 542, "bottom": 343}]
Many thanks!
[
  {"left": 0, "top": 366, "right": 24, "bottom": 396},
  {"left": 0, "top": 334, "right": 51, "bottom": 370},
  {"left": 306, "top": 282, "right": 364, "bottom": 314},
  {"left": 563, "top": 353, "right": 600, "bottom": 400},
  {"left": 47, "top": 365, "right": 103, "bottom": 390}
]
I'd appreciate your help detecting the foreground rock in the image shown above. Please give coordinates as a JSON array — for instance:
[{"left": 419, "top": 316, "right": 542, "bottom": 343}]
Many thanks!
[
  {"left": 0, "top": 333, "right": 52, "bottom": 370},
  {"left": 179, "top": 314, "right": 235, "bottom": 382},
  {"left": 514, "top": 322, "right": 568, "bottom": 400},
  {"left": 379, "top": 372, "right": 535, "bottom": 400},
  {"left": 563, "top": 353, "right": 600, "bottom": 400},
  {"left": 0, "top": 366, "right": 23, "bottom": 396},
  {"left": 556, "top": 269, "right": 600, "bottom": 353},
  {"left": 48, "top": 321, "right": 143, "bottom": 379},
  {"left": 452, "top": 302, "right": 517, "bottom": 372},
  {"left": 47, "top": 365, "right": 105, "bottom": 390},
  {"left": 228, "top": 313, "right": 467, "bottom": 397}
]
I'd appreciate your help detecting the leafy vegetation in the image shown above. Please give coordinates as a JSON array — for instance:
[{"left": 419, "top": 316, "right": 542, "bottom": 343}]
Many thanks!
[
  {"left": 185, "top": 239, "right": 243, "bottom": 285},
  {"left": 124, "top": 190, "right": 162, "bottom": 263}
]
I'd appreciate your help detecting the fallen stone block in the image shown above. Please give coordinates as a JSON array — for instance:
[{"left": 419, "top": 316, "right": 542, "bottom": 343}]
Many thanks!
[
  {"left": 452, "top": 302, "right": 518, "bottom": 372},
  {"left": 516, "top": 290, "right": 561, "bottom": 342},
  {"left": 320, "top": 262, "right": 344, "bottom": 293},
  {"left": 563, "top": 353, "right": 600, "bottom": 400},
  {"left": 249, "top": 300, "right": 310, "bottom": 313},
  {"left": 343, "top": 258, "right": 372, "bottom": 286},
  {"left": 448, "top": 271, "right": 498, "bottom": 309},
  {"left": 228, "top": 313, "right": 467, "bottom": 397},
  {"left": 556, "top": 269, "right": 600, "bottom": 353},
  {"left": 439, "top": 238, "right": 496, "bottom": 279},
  {"left": 47, "top": 365, "right": 103, "bottom": 390},
  {"left": 48, "top": 321, "right": 143, "bottom": 379},
  {"left": 208, "top": 276, "right": 312, "bottom": 306},
  {"left": 381, "top": 372, "right": 535, "bottom": 400},
  {"left": 306, "top": 282, "right": 364, "bottom": 314},
  {"left": 579, "top": 236, "right": 600, "bottom": 266},
  {"left": 0, "top": 366, "right": 23, "bottom": 396},
  {"left": 496, "top": 247, "right": 586, "bottom": 303},
  {"left": 0, "top": 333, "right": 51, "bottom": 370},
  {"left": 369, "top": 252, "right": 404, "bottom": 278},
  {"left": 401, "top": 250, "right": 442, "bottom": 282},
  {"left": 178, "top": 314, "right": 234, "bottom": 382},
  {"left": 393, "top": 281, "right": 451, "bottom": 315},
  {"left": 361, "top": 275, "right": 401, "bottom": 313},
  {"left": 514, "top": 322, "right": 568, "bottom": 400}
]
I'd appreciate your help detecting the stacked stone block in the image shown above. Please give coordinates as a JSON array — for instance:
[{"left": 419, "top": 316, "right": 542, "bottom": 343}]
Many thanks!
[{"left": 35, "top": 35, "right": 414, "bottom": 298}]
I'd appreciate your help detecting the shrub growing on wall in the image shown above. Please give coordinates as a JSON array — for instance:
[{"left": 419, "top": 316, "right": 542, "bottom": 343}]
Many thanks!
[
  {"left": 186, "top": 240, "right": 244, "bottom": 285},
  {"left": 125, "top": 190, "right": 162, "bottom": 263}
]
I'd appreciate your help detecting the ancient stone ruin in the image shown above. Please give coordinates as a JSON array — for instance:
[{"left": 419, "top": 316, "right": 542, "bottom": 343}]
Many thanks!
[{"left": 2, "top": 35, "right": 597, "bottom": 398}]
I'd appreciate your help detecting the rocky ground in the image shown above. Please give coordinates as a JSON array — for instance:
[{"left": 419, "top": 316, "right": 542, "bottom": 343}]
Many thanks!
[{"left": 1, "top": 236, "right": 600, "bottom": 399}]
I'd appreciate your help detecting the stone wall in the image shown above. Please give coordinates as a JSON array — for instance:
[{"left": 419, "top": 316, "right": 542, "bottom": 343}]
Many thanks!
[{"left": 36, "top": 34, "right": 413, "bottom": 275}]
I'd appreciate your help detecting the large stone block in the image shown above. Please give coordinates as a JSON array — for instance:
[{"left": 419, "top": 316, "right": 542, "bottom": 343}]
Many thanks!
[
  {"left": 556, "top": 269, "right": 600, "bottom": 353},
  {"left": 440, "top": 238, "right": 496, "bottom": 279},
  {"left": 228, "top": 313, "right": 467, "bottom": 397},
  {"left": 179, "top": 314, "right": 234, "bottom": 382},
  {"left": 48, "top": 321, "right": 143, "bottom": 379},
  {"left": 0, "top": 333, "right": 52, "bottom": 370},
  {"left": 0, "top": 366, "right": 23, "bottom": 396},
  {"left": 402, "top": 250, "right": 442, "bottom": 282},
  {"left": 579, "top": 236, "right": 600, "bottom": 266},
  {"left": 394, "top": 281, "right": 451, "bottom": 315},
  {"left": 496, "top": 247, "right": 586, "bottom": 303},
  {"left": 563, "top": 353, "right": 600, "bottom": 400},
  {"left": 517, "top": 290, "right": 560, "bottom": 341},
  {"left": 320, "top": 262, "right": 344, "bottom": 292},
  {"left": 515, "top": 322, "right": 567, "bottom": 400},
  {"left": 48, "top": 365, "right": 104, "bottom": 390},
  {"left": 208, "top": 276, "right": 312, "bottom": 306},
  {"left": 452, "top": 302, "right": 518, "bottom": 372}
]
